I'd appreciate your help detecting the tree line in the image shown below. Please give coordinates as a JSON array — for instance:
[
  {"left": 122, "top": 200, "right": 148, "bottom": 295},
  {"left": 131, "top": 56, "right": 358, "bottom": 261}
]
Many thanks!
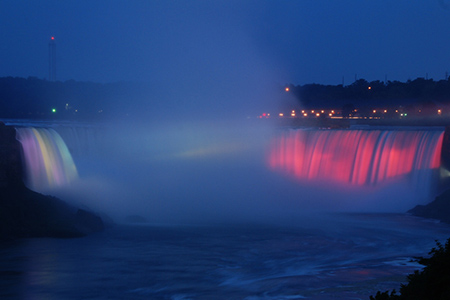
[
  {"left": 370, "top": 238, "right": 450, "bottom": 299},
  {"left": 287, "top": 77, "right": 450, "bottom": 111},
  {"left": 2, "top": 76, "right": 450, "bottom": 120},
  {"left": 0, "top": 76, "right": 149, "bottom": 120}
]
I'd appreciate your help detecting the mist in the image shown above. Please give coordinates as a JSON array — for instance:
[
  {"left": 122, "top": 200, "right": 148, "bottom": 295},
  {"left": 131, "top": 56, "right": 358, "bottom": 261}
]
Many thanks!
[
  {"left": 40, "top": 113, "right": 442, "bottom": 226},
  {"left": 16, "top": 54, "right": 443, "bottom": 225},
  {"left": 9, "top": 0, "right": 445, "bottom": 225},
  {"left": 52, "top": 118, "right": 284, "bottom": 224},
  {"left": 44, "top": 3, "right": 302, "bottom": 224}
]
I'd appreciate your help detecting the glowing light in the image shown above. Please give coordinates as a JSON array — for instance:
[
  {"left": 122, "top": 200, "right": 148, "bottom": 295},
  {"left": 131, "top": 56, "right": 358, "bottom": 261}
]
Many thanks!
[
  {"left": 311, "top": 110, "right": 315, "bottom": 113},
  {"left": 316, "top": 113, "right": 320, "bottom": 117},
  {"left": 52, "top": 108, "right": 56, "bottom": 113},
  {"left": 285, "top": 87, "right": 290, "bottom": 92},
  {"left": 279, "top": 113, "right": 284, "bottom": 117},
  {"left": 51, "top": 36, "right": 55, "bottom": 40},
  {"left": 329, "top": 113, "right": 332, "bottom": 117},
  {"left": 441, "top": 168, "right": 450, "bottom": 178},
  {"left": 331, "top": 110, "right": 335, "bottom": 114},
  {"left": 303, "top": 113, "right": 308, "bottom": 117},
  {"left": 438, "top": 109, "right": 442, "bottom": 114},
  {"left": 368, "top": 86, "right": 372, "bottom": 90},
  {"left": 15, "top": 128, "right": 78, "bottom": 192},
  {"left": 301, "top": 110, "right": 305, "bottom": 114},
  {"left": 384, "top": 110, "right": 387, "bottom": 113},
  {"left": 321, "top": 110, "right": 324, "bottom": 113},
  {"left": 269, "top": 129, "right": 444, "bottom": 186}
]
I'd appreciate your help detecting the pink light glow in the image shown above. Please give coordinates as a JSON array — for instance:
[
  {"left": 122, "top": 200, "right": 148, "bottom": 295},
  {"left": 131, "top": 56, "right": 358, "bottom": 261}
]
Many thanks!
[{"left": 269, "top": 129, "right": 444, "bottom": 186}]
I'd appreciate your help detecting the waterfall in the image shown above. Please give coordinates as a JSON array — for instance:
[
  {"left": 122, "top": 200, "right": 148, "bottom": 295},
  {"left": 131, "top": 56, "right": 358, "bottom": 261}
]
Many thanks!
[
  {"left": 15, "top": 127, "right": 78, "bottom": 192},
  {"left": 269, "top": 128, "right": 445, "bottom": 187},
  {"left": 53, "top": 125, "right": 101, "bottom": 158},
  {"left": 11, "top": 122, "right": 447, "bottom": 214}
]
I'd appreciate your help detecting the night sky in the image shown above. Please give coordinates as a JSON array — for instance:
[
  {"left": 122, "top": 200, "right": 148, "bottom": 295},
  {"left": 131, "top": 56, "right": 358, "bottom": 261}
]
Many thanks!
[{"left": 2, "top": 0, "right": 450, "bottom": 87}]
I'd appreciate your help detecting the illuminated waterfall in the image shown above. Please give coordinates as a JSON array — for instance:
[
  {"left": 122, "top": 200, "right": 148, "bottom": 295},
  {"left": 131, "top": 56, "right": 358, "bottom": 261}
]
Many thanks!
[
  {"left": 269, "top": 128, "right": 444, "bottom": 186},
  {"left": 16, "top": 127, "right": 78, "bottom": 192}
]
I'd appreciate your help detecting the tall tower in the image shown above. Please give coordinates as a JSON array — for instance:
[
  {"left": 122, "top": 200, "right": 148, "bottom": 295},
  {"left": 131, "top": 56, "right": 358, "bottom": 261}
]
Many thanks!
[{"left": 48, "top": 37, "right": 56, "bottom": 81}]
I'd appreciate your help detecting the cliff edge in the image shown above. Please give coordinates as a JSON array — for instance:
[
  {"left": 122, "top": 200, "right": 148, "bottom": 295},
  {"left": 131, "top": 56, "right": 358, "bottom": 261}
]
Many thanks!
[
  {"left": 0, "top": 122, "right": 104, "bottom": 240},
  {"left": 408, "top": 189, "right": 450, "bottom": 224}
]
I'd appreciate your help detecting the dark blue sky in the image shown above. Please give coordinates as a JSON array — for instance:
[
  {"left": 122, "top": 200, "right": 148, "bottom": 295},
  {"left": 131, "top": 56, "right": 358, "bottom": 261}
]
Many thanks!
[{"left": 1, "top": 0, "right": 450, "bottom": 86}]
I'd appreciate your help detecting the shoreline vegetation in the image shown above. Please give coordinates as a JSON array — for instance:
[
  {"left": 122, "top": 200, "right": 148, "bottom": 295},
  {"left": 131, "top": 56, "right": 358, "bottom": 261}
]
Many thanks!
[
  {"left": 288, "top": 77, "right": 450, "bottom": 111},
  {"left": 370, "top": 238, "right": 450, "bottom": 299},
  {"left": 2, "top": 76, "right": 450, "bottom": 120},
  {"left": 0, "top": 76, "right": 147, "bottom": 120}
]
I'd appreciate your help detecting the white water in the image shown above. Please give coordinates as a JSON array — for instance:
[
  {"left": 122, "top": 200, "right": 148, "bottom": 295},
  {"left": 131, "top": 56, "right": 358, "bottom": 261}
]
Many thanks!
[{"left": 10, "top": 120, "right": 448, "bottom": 223}]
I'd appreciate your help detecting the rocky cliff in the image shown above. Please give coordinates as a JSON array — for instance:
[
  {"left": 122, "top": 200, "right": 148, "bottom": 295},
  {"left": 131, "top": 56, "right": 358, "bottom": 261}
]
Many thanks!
[
  {"left": 0, "top": 122, "right": 104, "bottom": 240},
  {"left": 408, "top": 189, "right": 450, "bottom": 224}
]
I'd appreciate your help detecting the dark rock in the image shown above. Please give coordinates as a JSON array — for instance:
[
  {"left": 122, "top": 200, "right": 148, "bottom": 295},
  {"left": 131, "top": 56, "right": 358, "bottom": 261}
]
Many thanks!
[
  {"left": 75, "top": 209, "right": 105, "bottom": 234},
  {"left": 0, "top": 122, "right": 23, "bottom": 189},
  {"left": 0, "top": 123, "right": 105, "bottom": 240},
  {"left": 408, "top": 189, "right": 450, "bottom": 223},
  {"left": 0, "top": 185, "right": 105, "bottom": 239}
]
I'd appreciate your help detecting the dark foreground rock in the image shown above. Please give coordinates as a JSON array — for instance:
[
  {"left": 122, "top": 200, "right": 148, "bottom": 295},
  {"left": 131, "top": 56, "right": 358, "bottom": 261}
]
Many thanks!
[
  {"left": 0, "top": 185, "right": 104, "bottom": 239},
  {"left": 0, "top": 122, "right": 104, "bottom": 240},
  {"left": 408, "top": 189, "right": 450, "bottom": 224}
]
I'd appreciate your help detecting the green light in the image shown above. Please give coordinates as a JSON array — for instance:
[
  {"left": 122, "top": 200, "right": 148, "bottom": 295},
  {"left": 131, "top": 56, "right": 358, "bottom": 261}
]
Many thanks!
[{"left": 52, "top": 108, "right": 56, "bottom": 113}]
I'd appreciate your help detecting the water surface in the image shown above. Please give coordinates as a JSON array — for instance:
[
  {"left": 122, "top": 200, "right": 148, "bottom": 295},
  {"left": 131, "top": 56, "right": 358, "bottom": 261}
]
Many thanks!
[{"left": 0, "top": 213, "right": 449, "bottom": 300}]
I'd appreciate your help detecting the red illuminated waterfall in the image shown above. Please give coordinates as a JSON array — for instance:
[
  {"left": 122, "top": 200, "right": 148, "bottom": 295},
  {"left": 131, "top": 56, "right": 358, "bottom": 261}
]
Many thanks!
[{"left": 269, "top": 129, "right": 444, "bottom": 185}]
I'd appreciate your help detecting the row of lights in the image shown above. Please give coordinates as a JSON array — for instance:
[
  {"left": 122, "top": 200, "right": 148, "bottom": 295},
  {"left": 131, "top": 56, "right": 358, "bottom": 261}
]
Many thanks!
[
  {"left": 372, "top": 109, "right": 443, "bottom": 115},
  {"left": 260, "top": 109, "right": 337, "bottom": 119},
  {"left": 260, "top": 108, "right": 444, "bottom": 119},
  {"left": 289, "top": 109, "right": 337, "bottom": 118},
  {"left": 284, "top": 87, "right": 444, "bottom": 115}
]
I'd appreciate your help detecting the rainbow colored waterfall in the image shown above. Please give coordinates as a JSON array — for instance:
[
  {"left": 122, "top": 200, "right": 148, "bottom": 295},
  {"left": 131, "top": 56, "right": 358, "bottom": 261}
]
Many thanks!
[
  {"left": 16, "top": 127, "right": 78, "bottom": 192},
  {"left": 269, "top": 128, "right": 444, "bottom": 186}
]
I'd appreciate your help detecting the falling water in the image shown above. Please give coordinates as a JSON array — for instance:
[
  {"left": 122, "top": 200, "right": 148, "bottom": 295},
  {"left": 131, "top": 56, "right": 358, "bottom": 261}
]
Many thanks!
[
  {"left": 269, "top": 128, "right": 444, "bottom": 187},
  {"left": 15, "top": 127, "right": 78, "bottom": 192},
  {"left": 11, "top": 123, "right": 448, "bottom": 217}
]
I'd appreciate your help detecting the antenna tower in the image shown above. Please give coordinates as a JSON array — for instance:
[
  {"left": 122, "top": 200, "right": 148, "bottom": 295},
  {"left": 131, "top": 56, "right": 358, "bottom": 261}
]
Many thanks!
[{"left": 48, "top": 37, "right": 56, "bottom": 81}]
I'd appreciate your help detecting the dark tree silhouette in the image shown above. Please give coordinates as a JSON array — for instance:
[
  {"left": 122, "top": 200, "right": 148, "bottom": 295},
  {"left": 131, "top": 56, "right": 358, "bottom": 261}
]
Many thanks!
[
  {"left": 370, "top": 238, "right": 450, "bottom": 300},
  {"left": 288, "top": 77, "right": 450, "bottom": 112}
]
